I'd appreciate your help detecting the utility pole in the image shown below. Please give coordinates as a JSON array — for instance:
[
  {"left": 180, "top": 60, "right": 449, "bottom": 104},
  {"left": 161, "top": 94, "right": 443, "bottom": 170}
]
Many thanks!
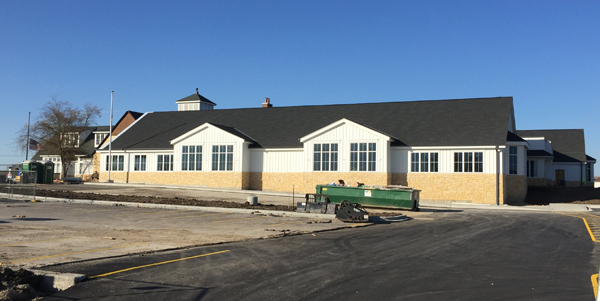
[
  {"left": 107, "top": 91, "right": 114, "bottom": 183},
  {"left": 25, "top": 112, "right": 31, "bottom": 160}
]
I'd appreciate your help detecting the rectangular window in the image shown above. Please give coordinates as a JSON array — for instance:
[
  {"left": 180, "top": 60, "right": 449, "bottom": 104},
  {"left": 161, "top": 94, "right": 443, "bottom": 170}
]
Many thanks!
[
  {"left": 412, "top": 152, "right": 439, "bottom": 172},
  {"left": 474, "top": 152, "right": 483, "bottom": 173},
  {"left": 454, "top": 152, "right": 463, "bottom": 172},
  {"left": 62, "top": 133, "right": 80, "bottom": 148},
  {"left": 454, "top": 152, "right": 483, "bottom": 173},
  {"left": 313, "top": 143, "right": 338, "bottom": 171},
  {"left": 509, "top": 146, "right": 518, "bottom": 175},
  {"left": 430, "top": 153, "right": 439, "bottom": 172},
  {"left": 411, "top": 153, "right": 419, "bottom": 172},
  {"left": 212, "top": 145, "right": 233, "bottom": 171},
  {"left": 182, "top": 145, "right": 202, "bottom": 171},
  {"left": 95, "top": 133, "right": 108, "bottom": 147},
  {"left": 134, "top": 155, "right": 146, "bottom": 171},
  {"left": 106, "top": 155, "right": 124, "bottom": 171},
  {"left": 586, "top": 164, "right": 592, "bottom": 182},
  {"left": 420, "top": 153, "right": 429, "bottom": 172},
  {"left": 157, "top": 154, "right": 173, "bottom": 171},
  {"left": 350, "top": 143, "right": 376, "bottom": 171},
  {"left": 527, "top": 160, "right": 537, "bottom": 178}
]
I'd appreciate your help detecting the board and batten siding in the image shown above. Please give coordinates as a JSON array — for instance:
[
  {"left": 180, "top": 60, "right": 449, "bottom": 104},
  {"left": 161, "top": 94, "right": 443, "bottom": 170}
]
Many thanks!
[
  {"left": 395, "top": 147, "right": 503, "bottom": 174},
  {"left": 171, "top": 125, "right": 246, "bottom": 172},
  {"left": 249, "top": 149, "right": 304, "bottom": 173},
  {"left": 302, "top": 121, "right": 390, "bottom": 173}
]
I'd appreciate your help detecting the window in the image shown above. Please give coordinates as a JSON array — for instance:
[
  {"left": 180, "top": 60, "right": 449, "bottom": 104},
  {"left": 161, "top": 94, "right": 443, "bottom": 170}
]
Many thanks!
[
  {"left": 157, "top": 154, "right": 173, "bottom": 171},
  {"left": 527, "top": 160, "right": 537, "bottom": 178},
  {"left": 350, "top": 143, "right": 376, "bottom": 171},
  {"left": 182, "top": 145, "right": 202, "bottom": 171},
  {"left": 411, "top": 152, "right": 439, "bottom": 172},
  {"left": 454, "top": 153, "right": 463, "bottom": 172},
  {"left": 212, "top": 145, "right": 233, "bottom": 171},
  {"left": 509, "top": 146, "right": 518, "bottom": 175},
  {"left": 106, "top": 155, "right": 124, "bottom": 171},
  {"left": 474, "top": 152, "right": 483, "bottom": 173},
  {"left": 95, "top": 133, "right": 108, "bottom": 147},
  {"left": 454, "top": 152, "right": 483, "bottom": 173},
  {"left": 313, "top": 143, "right": 338, "bottom": 171},
  {"left": 586, "top": 164, "right": 592, "bottom": 182},
  {"left": 134, "top": 155, "right": 146, "bottom": 171},
  {"left": 62, "top": 133, "right": 79, "bottom": 148}
]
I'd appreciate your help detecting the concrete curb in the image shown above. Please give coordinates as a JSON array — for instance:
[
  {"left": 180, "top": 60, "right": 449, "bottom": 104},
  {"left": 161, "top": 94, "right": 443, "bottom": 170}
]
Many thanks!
[
  {"left": 27, "top": 269, "right": 86, "bottom": 292},
  {"left": 419, "top": 202, "right": 592, "bottom": 212}
]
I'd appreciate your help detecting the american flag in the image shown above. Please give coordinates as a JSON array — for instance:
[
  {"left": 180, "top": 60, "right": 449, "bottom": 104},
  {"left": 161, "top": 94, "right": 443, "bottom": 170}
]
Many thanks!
[{"left": 29, "top": 138, "right": 41, "bottom": 151}]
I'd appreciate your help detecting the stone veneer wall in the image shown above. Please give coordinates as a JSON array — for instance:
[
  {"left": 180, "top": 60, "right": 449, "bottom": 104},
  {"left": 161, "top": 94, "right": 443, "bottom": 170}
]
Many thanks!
[
  {"left": 392, "top": 173, "right": 504, "bottom": 204},
  {"left": 503, "top": 175, "right": 527, "bottom": 204},
  {"left": 249, "top": 172, "right": 389, "bottom": 194},
  {"left": 98, "top": 171, "right": 247, "bottom": 189}
]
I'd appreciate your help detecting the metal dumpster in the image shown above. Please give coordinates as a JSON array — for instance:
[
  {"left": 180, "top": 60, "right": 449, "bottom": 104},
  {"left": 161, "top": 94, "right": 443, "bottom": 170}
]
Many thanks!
[{"left": 316, "top": 185, "right": 420, "bottom": 211}]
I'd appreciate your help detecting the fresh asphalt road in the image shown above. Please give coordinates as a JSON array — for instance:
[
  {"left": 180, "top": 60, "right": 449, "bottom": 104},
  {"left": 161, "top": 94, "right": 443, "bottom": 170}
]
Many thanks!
[{"left": 43, "top": 210, "right": 597, "bottom": 300}]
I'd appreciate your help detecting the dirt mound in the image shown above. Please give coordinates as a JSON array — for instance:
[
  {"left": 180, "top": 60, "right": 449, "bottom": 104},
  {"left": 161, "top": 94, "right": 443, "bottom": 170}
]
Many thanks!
[
  {"left": 25, "top": 189, "right": 296, "bottom": 212},
  {"left": 0, "top": 267, "right": 45, "bottom": 301},
  {"left": 525, "top": 186, "right": 600, "bottom": 205}
]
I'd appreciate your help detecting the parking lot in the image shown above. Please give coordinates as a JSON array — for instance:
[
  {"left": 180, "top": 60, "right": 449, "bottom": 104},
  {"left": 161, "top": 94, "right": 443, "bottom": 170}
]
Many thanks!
[{"left": 1, "top": 198, "right": 375, "bottom": 269}]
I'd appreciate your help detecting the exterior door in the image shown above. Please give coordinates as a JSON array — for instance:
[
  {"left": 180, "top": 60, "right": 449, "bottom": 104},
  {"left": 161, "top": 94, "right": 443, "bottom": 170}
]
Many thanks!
[{"left": 555, "top": 169, "right": 565, "bottom": 186}]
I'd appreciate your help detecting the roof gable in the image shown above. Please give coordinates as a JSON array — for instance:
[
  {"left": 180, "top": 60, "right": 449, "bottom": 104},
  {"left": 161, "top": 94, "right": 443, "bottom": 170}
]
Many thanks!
[
  {"left": 170, "top": 122, "right": 255, "bottom": 145},
  {"left": 299, "top": 118, "right": 394, "bottom": 143}
]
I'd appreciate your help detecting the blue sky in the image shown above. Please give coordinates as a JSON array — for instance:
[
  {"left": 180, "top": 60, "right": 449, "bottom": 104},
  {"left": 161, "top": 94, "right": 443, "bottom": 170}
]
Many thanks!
[{"left": 1, "top": 1, "right": 598, "bottom": 173}]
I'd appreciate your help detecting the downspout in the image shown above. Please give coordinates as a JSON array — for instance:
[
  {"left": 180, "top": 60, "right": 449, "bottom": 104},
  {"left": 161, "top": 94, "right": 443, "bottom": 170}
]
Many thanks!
[{"left": 496, "top": 146, "right": 500, "bottom": 206}]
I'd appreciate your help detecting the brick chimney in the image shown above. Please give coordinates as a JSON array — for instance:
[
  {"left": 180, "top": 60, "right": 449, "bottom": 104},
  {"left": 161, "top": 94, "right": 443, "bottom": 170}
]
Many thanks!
[{"left": 262, "top": 97, "right": 273, "bottom": 108}]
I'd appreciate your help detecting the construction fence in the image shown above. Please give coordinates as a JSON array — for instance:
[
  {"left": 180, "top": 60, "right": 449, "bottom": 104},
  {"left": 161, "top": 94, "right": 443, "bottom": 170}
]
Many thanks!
[{"left": 0, "top": 168, "right": 37, "bottom": 201}]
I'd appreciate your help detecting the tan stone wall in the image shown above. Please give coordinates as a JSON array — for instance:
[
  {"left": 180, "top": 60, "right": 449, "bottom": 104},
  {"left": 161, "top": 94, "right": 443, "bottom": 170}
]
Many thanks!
[
  {"left": 98, "top": 171, "right": 246, "bottom": 189},
  {"left": 92, "top": 153, "right": 101, "bottom": 174},
  {"left": 250, "top": 172, "right": 389, "bottom": 194},
  {"left": 504, "top": 175, "right": 527, "bottom": 204},
  {"left": 527, "top": 178, "right": 548, "bottom": 187},
  {"left": 393, "top": 173, "right": 503, "bottom": 204}
]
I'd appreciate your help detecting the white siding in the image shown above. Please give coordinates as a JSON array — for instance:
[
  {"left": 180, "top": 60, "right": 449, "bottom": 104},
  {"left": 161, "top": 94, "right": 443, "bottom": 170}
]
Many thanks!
[
  {"left": 553, "top": 163, "right": 584, "bottom": 182},
  {"left": 250, "top": 149, "right": 304, "bottom": 172},
  {"left": 391, "top": 149, "right": 409, "bottom": 173},
  {"left": 303, "top": 122, "right": 389, "bottom": 172},
  {"left": 405, "top": 148, "right": 500, "bottom": 174},
  {"left": 172, "top": 125, "right": 245, "bottom": 172},
  {"left": 503, "top": 145, "right": 526, "bottom": 176}
]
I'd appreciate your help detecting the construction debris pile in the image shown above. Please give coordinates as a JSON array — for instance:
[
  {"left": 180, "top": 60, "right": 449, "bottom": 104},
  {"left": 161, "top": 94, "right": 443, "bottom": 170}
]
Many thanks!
[{"left": 0, "top": 267, "right": 45, "bottom": 301}]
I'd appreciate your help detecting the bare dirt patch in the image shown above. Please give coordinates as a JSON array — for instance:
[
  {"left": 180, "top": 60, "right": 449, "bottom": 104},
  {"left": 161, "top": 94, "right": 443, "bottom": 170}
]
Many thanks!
[{"left": 27, "top": 189, "right": 296, "bottom": 212}]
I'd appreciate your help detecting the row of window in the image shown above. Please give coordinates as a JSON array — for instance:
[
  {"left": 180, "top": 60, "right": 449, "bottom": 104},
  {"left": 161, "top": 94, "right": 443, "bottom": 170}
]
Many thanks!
[
  {"left": 411, "top": 152, "right": 483, "bottom": 173},
  {"left": 313, "top": 143, "right": 377, "bottom": 172},
  {"left": 106, "top": 144, "right": 234, "bottom": 172}
]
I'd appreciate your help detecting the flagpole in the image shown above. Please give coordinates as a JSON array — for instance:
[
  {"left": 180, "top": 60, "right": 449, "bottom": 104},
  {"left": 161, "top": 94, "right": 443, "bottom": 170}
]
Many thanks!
[
  {"left": 107, "top": 91, "right": 114, "bottom": 183},
  {"left": 26, "top": 112, "right": 31, "bottom": 160}
]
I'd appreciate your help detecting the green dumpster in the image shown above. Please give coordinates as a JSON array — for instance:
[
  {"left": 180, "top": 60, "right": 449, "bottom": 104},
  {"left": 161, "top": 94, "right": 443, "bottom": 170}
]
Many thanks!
[
  {"left": 316, "top": 185, "right": 420, "bottom": 211},
  {"left": 22, "top": 160, "right": 44, "bottom": 184}
]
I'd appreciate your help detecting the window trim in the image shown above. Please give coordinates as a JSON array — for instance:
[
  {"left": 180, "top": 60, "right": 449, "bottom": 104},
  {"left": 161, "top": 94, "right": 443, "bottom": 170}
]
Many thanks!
[
  {"left": 411, "top": 152, "right": 439, "bottom": 173},
  {"left": 181, "top": 145, "right": 203, "bottom": 171},
  {"left": 350, "top": 142, "right": 376, "bottom": 172},
  {"left": 157, "top": 154, "right": 174, "bottom": 171},
  {"left": 454, "top": 152, "right": 483, "bottom": 173},
  {"left": 134, "top": 155, "right": 146, "bottom": 171},
  {"left": 509, "top": 146, "right": 518, "bottom": 175},
  {"left": 211, "top": 144, "right": 234, "bottom": 171},
  {"left": 313, "top": 142, "right": 339, "bottom": 172}
]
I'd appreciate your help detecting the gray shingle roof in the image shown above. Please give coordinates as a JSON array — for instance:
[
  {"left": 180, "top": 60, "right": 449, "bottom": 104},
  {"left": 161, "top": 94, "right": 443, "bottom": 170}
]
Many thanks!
[
  {"left": 109, "top": 97, "right": 514, "bottom": 150},
  {"left": 176, "top": 91, "right": 216, "bottom": 106},
  {"left": 517, "top": 129, "right": 587, "bottom": 163}
]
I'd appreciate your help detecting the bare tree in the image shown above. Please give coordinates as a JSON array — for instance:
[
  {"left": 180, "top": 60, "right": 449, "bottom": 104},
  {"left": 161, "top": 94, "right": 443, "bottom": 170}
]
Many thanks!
[{"left": 16, "top": 96, "right": 102, "bottom": 177}]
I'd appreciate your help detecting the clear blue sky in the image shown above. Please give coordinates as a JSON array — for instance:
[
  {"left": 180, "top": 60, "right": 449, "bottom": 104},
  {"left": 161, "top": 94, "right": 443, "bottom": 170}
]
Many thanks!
[{"left": 1, "top": 1, "right": 598, "bottom": 174}]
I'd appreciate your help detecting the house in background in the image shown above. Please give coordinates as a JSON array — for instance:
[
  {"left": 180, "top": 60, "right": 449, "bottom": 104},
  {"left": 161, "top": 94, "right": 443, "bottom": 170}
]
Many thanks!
[
  {"left": 94, "top": 92, "right": 547, "bottom": 205},
  {"left": 32, "top": 110, "right": 143, "bottom": 180},
  {"left": 517, "top": 129, "right": 596, "bottom": 187}
]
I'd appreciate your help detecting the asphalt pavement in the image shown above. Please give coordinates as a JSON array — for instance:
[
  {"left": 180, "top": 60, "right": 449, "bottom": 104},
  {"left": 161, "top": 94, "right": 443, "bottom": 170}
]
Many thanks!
[{"left": 42, "top": 210, "right": 598, "bottom": 301}]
